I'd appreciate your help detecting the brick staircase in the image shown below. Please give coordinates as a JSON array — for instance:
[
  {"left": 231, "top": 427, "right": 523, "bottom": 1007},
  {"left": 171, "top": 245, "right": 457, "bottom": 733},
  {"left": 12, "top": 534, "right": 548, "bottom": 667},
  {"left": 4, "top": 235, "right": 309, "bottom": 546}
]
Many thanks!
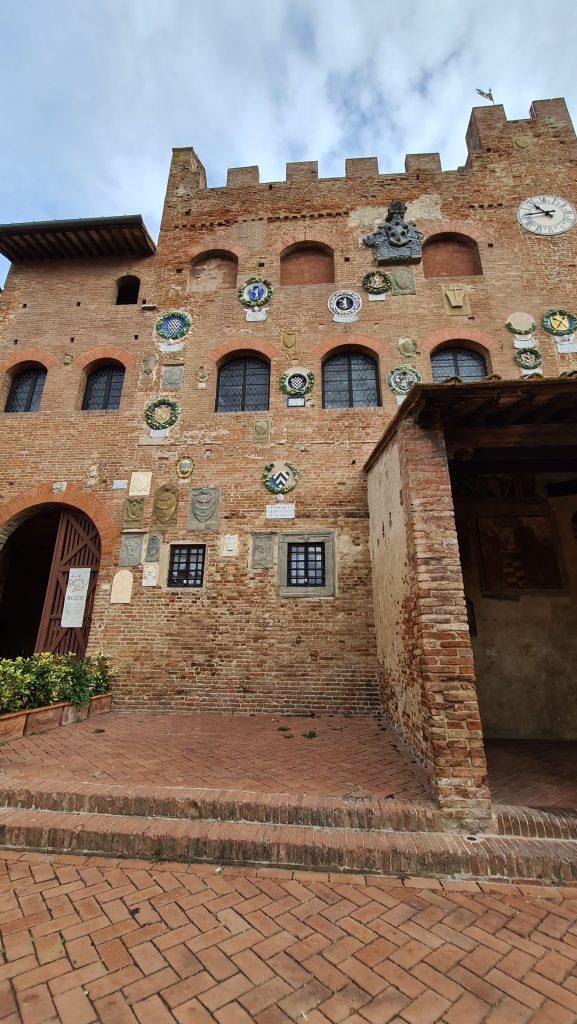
[{"left": 0, "top": 779, "right": 576, "bottom": 884}]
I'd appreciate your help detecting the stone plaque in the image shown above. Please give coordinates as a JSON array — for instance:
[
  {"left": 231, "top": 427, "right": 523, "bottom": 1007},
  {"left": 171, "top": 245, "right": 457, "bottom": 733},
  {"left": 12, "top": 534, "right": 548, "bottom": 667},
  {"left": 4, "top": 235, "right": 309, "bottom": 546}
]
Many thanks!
[
  {"left": 253, "top": 418, "right": 270, "bottom": 444},
  {"left": 61, "top": 568, "right": 91, "bottom": 628},
  {"left": 119, "top": 532, "right": 144, "bottom": 567},
  {"left": 557, "top": 340, "right": 577, "bottom": 353},
  {"left": 112, "top": 479, "right": 128, "bottom": 490},
  {"left": 398, "top": 337, "right": 417, "bottom": 358},
  {"left": 387, "top": 268, "right": 416, "bottom": 295},
  {"left": 122, "top": 497, "right": 145, "bottom": 530},
  {"left": 188, "top": 487, "right": 220, "bottom": 530},
  {"left": 158, "top": 341, "right": 184, "bottom": 354},
  {"left": 151, "top": 484, "right": 179, "bottom": 529},
  {"left": 52, "top": 482, "right": 67, "bottom": 493},
  {"left": 142, "top": 563, "right": 159, "bottom": 587},
  {"left": 110, "top": 569, "right": 133, "bottom": 604},
  {"left": 251, "top": 533, "right": 275, "bottom": 568},
  {"left": 442, "top": 283, "right": 470, "bottom": 315},
  {"left": 145, "top": 534, "right": 161, "bottom": 562},
  {"left": 219, "top": 534, "right": 239, "bottom": 557},
  {"left": 266, "top": 503, "right": 295, "bottom": 519},
  {"left": 161, "top": 364, "right": 184, "bottom": 390},
  {"left": 129, "top": 471, "right": 152, "bottom": 497},
  {"left": 282, "top": 331, "right": 297, "bottom": 351}
]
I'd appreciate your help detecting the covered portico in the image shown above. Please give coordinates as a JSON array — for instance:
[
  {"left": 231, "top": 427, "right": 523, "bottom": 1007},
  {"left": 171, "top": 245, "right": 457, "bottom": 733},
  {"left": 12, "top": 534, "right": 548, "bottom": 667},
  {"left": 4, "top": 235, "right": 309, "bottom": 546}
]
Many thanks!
[{"left": 365, "top": 376, "right": 577, "bottom": 830}]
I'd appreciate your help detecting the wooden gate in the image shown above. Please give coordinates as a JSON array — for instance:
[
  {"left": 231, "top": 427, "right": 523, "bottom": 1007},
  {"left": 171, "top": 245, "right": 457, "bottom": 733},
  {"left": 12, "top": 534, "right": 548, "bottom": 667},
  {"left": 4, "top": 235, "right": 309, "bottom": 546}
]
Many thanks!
[{"left": 35, "top": 510, "right": 101, "bottom": 657}]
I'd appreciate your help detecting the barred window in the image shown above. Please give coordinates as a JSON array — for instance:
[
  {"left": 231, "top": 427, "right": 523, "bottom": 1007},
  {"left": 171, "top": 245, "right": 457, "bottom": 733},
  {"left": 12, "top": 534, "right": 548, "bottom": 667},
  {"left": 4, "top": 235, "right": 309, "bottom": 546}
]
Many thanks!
[
  {"left": 322, "top": 351, "right": 380, "bottom": 408},
  {"left": 216, "top": 356, "right": 270, "bottom": 413},
  {"left": 82, "top": 363, "right": 125, "bottom": 411},
  {"left": 168, "top": 544, "right": 206, "bottom": 588},
  {"left": 431, "top": 346, "right": 487, "bottom": 383},
  {"left": 287, "top": 542, "right": 326, "bottom": 588},
  {"left": 5, "top": 366, "right": 46, "bottom": 412}
]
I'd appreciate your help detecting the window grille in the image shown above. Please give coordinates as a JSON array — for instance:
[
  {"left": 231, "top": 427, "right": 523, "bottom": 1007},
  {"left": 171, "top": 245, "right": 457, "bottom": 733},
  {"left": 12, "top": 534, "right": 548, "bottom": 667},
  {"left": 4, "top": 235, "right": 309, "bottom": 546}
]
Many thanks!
[
  {"left": 216, "top": 357, "right": 270, "bottom": 413},
  {"left": 287, "top": 542, "right": 326, "bottom": 588},
  {"left": 5, "top": 367, "right": 46, "bottom": 412},
  {"left": 322, "top": 352, "right": 379, "bottom": 408},
  {"left": 82, "top": 364, "right": 125, "bottom": 411},
  {"left": 167, "top": 544, "right": 206, "bottom": 588},
  {"left": 431, "top": 347, "right": 487, "bottom": 383}
]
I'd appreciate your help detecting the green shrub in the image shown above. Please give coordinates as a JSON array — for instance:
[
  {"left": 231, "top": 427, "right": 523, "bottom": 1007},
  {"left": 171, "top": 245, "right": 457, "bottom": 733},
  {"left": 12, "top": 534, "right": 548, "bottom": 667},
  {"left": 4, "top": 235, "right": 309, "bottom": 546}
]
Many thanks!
[{"left": 0, "top": 650, "right": 114, "bottom": 715}]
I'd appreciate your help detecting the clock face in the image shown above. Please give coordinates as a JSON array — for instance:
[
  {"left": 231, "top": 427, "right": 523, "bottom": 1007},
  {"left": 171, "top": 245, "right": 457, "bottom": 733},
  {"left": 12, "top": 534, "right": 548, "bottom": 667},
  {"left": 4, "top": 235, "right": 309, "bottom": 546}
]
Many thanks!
[{"left": 517, "top": 195, "right": 575, "bottom": 235}]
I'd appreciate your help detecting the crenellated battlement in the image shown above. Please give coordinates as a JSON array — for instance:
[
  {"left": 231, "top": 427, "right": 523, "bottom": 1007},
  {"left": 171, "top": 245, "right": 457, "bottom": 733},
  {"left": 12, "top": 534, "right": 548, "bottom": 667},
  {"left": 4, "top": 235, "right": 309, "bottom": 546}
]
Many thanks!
[{"left": 165, "top": 98, "right": 575, "bottom": 203}]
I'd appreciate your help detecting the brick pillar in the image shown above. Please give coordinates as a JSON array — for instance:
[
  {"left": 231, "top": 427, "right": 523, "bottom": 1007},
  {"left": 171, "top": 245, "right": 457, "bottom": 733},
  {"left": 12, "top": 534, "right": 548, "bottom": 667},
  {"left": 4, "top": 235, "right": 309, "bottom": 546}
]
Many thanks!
[{"left": 399, "top": 418, "right": 491, "bottom": 831}]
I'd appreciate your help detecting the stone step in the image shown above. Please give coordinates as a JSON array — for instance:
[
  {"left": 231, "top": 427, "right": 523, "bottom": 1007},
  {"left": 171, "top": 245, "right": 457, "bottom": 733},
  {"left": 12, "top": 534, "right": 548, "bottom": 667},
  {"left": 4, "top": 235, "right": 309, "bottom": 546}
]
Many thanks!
[
  {"left": 494, "top": 804, "right": 577, "bottom": 840},
  {"left": 0, "top": 779, "right": 442, "bottom": 832},
  {"left": 0, "top": 805, "right": 576, "bottom": 882}
]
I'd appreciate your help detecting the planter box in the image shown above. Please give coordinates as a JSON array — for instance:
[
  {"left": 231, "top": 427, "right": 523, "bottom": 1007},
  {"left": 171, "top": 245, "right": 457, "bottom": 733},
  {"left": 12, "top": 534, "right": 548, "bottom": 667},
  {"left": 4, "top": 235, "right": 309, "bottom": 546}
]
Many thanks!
[
  {"left": 0, "top": 692, "right": 112, "bottom": 742},
  {"left": 24, "top": 703, "right": 67, "bottom": 735},
  {"left": 89, "top": 694, "right": 113, "bottom": 716}
]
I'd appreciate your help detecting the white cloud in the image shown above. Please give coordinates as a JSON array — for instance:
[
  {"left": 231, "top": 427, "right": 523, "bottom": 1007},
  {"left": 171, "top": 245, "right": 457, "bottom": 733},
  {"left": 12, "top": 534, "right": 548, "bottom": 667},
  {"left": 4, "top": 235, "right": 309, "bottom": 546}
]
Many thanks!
[{"left": 1, "top": 0, "right": 577, "bottom": 284}]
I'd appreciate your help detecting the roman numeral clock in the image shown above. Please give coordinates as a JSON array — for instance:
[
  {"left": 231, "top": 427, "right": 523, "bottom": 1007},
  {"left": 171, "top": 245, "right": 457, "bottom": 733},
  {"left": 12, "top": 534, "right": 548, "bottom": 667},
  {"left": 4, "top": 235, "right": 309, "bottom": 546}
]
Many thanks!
[{"left": 517, "top": 195, "right": 576, "bottom": 235}]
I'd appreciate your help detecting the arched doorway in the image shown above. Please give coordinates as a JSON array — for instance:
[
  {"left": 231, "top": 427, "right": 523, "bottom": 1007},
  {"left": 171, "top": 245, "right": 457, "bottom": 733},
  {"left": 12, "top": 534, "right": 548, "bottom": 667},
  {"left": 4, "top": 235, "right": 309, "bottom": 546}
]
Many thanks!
[{"left": 0, "top": 506, "right": 101, "bottom": 658}]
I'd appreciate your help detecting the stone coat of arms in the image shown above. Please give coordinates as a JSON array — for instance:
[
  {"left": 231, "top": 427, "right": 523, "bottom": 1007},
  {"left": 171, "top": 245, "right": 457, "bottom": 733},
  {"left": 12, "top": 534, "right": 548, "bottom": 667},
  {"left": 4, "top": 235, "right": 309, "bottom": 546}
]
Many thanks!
[{"left": 363, "top": 201, "right": 423, "bottom": 264}]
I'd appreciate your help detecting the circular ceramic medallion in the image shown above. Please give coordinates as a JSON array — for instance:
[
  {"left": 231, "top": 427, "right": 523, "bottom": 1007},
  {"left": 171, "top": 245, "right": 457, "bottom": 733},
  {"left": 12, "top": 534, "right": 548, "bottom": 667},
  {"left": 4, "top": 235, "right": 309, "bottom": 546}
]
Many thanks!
[
  {"left": 176, "top": 456, "right": 195, "bottom": 479},
  {"left": 279, "top": 367, "right": 314, "bottom": 396},
  {"left": 145, "top": 398, "right": 180, "bottom": 430},
  {"left": 328, "top": 290, "right": 362, "bottom": 318},
  {"left": 362, "top": 270, "right": 389, "bottom": 295},
  {"left": 541, "top": 309, "right": 577, "bottom": 336},
  {"left": 262, "top": 461, "right": 299, "bottom": 494},
  {"left": 155, "top": 311, "right": 191, "bottom": 341},
  {"left": 506, "top": 312, "right": 536, "bottom": 336},
  {"left": 514, "top": 348, "right": 542, "bottom": 370},
  {"left": 386, "top": 365, "right": 422, "bottom": 395},
  {"left": 238, "top": 277, "right": 273, "bottom": 308}
]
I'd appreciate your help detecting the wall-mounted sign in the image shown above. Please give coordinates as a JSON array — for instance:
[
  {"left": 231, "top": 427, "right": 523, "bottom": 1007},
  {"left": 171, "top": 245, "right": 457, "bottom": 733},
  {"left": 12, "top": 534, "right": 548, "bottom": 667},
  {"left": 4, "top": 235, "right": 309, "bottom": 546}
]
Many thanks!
[
  {"left": 266, "top": 503, "right": 295, "bottom": 519},
  {"left": 61, "top": 568, "right": 91, "bottom": 628}
]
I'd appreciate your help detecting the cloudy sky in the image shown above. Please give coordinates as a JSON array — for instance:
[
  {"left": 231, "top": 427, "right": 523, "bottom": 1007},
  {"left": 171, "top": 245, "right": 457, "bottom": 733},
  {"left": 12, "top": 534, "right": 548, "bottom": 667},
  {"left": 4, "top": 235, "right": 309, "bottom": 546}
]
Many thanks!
[{"left": 1, "top": 0, "right": 577, "bottom": 284}]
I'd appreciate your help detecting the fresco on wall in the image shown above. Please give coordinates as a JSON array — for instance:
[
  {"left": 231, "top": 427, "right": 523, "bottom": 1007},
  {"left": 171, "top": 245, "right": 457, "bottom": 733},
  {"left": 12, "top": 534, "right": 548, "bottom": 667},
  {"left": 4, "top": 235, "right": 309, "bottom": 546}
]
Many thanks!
[{"left": 476, "top": 515, "right": 563, "bottom": 594}]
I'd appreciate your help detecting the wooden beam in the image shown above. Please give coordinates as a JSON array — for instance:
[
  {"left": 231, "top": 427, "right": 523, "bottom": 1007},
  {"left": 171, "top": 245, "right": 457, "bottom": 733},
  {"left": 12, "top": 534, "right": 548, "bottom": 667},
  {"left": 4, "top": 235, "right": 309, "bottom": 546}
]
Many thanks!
[{"left": 446, "top": 424, "right": 577, "bottom": 447}]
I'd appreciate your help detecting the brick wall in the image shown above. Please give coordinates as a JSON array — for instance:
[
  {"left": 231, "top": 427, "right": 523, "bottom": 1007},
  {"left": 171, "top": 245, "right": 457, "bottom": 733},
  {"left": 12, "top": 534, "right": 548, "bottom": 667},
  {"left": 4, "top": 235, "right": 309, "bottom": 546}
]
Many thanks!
[{"left": 423, "top": 234, "right": 482, "bottom": 278}]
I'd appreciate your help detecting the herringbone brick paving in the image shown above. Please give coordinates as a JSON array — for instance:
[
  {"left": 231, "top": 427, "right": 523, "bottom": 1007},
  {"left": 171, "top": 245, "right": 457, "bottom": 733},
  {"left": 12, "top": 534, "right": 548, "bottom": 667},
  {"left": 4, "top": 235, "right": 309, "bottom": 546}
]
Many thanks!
[{"left": 0, "top": 851, "right": 576, "bottom": 1023}]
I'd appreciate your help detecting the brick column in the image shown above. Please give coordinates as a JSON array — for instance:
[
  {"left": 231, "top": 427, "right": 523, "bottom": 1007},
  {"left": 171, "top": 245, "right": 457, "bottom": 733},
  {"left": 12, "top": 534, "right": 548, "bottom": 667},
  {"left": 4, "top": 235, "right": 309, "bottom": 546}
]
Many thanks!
[{"left": 399, "top": 419, "right": 491, "bottom": 831}]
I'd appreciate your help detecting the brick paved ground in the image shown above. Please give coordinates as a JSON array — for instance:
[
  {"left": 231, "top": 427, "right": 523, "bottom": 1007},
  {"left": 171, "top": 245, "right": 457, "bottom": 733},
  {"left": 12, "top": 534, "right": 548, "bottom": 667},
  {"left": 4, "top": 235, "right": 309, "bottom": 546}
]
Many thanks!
[
  {"left": 485, "top": 740, "right": 577, "bottom": 810},
  {"left": 0, "top": 713, "right": 428, "bottom": 800},
  {"left": 0, "top": 851, "right": 576, "bottom": 1024}
]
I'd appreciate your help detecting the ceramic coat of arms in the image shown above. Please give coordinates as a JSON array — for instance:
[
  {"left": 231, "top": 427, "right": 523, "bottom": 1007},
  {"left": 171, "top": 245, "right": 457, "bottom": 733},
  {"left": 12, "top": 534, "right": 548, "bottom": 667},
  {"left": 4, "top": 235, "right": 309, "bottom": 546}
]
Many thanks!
[
  {"left": 279, "top": 367, "right": 314, "bottom": 397},
  {"left": 542, "top": 309, "right": 577, "bottom": 336},
  {"left": 155, "top": 310, "right": 191, "bottom": 341},
  {"left": 238, "top": 277, "right": 273, "bottom": 321},
  {"left": 262, "top": 462, "right": 299, "bottom": 494},
  {"left": 328, "top": 290, "right": 362, "bottom": 323},
  {"left": 386, "top": 365, "right": 422, "bottom": 396}
]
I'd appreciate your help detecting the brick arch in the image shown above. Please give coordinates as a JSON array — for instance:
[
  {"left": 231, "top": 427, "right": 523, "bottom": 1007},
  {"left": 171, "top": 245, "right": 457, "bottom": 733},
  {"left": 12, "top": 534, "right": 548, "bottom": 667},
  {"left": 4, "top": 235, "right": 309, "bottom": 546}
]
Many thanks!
[
  {"left": 188, "top": 240, "right": 246, "bottom": 262},
  {"left": 421, "top": 220, "right": 489, "bottom": 245},
  {"left": 0, "top": 484, "right": 115, "bottom": 559},
  {"left": 208, "top": 339, "right": 280, "bottom": 364},
  {"left": 420, "top": 327, "right": 497, "bottom": 357},
  {"left": 270, "top": 224, "right": 341, "bottom": 256},
  {"left": 76, "top": 347, "right": 137, "bottom": 370},
  {"left": 313, "top": 335, "right": 387, "bottom": 361},
  {"left": 0, "top": 349, "right": 58, "bottom": 373}
]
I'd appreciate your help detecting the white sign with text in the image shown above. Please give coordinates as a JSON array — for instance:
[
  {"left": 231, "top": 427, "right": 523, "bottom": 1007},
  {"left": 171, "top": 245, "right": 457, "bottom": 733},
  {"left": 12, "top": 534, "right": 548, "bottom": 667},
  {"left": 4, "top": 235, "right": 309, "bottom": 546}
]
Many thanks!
[{"left": 61, "top": 568, "right": 91, "bottom": 628}]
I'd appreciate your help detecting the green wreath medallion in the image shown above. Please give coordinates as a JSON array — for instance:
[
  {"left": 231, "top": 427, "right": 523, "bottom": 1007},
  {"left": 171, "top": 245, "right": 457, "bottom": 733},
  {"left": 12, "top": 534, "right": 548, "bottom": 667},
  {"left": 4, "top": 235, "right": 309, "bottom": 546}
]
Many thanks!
[
  {"left": 262, "top": 462, "right": 299, "bottom": 494},
  {"left": 279, "top": 368, "right": 315, "bottom": 396},
  {"left": 362, "top": 270, "right": 390, "bottom": 295},
  {"left": 514, "top": 348, "right": 542, "bottom": 371},
  {"left": 155, "top": 310, "right": 191, "bottom": 341},
  {"left": 541, "top": 309, "right": 577, "bottom": 336},
  {"left": 145, "top": 397, "right": 180, "bottom": 430},
  {"left": 238, "top": 278, "right": 273, "bottom": 308}
]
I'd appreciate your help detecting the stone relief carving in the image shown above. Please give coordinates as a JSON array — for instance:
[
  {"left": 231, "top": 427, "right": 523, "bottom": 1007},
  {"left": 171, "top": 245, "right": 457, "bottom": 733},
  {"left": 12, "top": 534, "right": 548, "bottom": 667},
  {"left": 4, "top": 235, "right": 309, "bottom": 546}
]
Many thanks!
[
  {"left": 188, "top": 487, "right": 220, "bottom": 530},
  {"left": 110, "top": 569, "right": 133, "bottom": 604},
  {"left": 122, "top": 497, "right": 145, "bottom": 530},
  {"left": 251, "top": 533, "right": 275, "bottom": 569},
  {"left": 363, "top": 201, "right": 423, "bottom": 264},
  {"left": 387, "top": 267, "right": 416, "bottom": 295},
  {"left": 119, "top": 532, "right": 144, "bottom": 567},
  {"left": 145, "top": 534, "right": 161, "bottom": 562},
  {"left": 150, "top": 484, "right": 179, "bottom": 528},
  {"left": 161, "top": 365, "right": 184, "bottom": 390}
]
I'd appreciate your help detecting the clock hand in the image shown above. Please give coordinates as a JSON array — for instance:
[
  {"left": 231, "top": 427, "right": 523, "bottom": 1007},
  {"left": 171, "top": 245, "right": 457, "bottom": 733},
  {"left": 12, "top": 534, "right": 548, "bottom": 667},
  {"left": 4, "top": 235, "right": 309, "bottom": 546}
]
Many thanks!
[
  {"left": 525, "top": 210, "right": 555, "bottom": 217},
  {"left": 530, "top": 202, "right": 554, "bottom": 217}
]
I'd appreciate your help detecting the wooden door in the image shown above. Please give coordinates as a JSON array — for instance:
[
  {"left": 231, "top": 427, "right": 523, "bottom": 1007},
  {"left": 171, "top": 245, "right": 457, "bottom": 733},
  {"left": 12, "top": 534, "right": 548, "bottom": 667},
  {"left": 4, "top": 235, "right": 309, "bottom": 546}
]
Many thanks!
[{"left": 35, "top": 510, "right": 101, "bottom": 657}]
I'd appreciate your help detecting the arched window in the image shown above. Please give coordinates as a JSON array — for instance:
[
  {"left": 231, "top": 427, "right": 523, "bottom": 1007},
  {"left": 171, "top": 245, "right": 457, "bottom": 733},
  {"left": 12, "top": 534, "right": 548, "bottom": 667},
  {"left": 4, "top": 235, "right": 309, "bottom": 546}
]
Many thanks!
[
  {"left": 216, "top": 356, "right": 270, "bottom": 413},
  {"left": 431, "top": 346, "right": 487, "bottom": 383},
  {"left": 423, "top": 233, "right": 482, "bottom": 278},
  {"left": 5, "top": 364, "right": 47, "bottom": 412},
  {"left": 280, "top": 243, "right": 335, "bottom": 285},
  {"left": 115, "top": 275, "right": 140, "bottom": 305},
  {"left": 322, "top": 351, "right": 380, "bottom": 409},
  {"left": 190, "top": 251, "right": 238, "bottom": 290},
  {"left": 82, "top": 362, "right": 125, "bottom": 411}
]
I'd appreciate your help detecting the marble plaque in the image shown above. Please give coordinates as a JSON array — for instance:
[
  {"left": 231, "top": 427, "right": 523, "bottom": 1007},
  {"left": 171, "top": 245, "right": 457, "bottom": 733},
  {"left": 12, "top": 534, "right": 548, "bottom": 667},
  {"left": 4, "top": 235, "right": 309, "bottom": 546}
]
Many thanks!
[
  {"left": 158, "top": 341, "right": 184, "bottom": 354},
  {"left": 110, "top": 569, "right": 133, "bottom": 604},
  {"left": 161, "top": 365, "right": 184, "bottom": 390},
  {"left": 251, "top": 533, "right": 275, "bottom": 568},
  {"left": 112, "top": 479, "right": 128, "bottom": 490},
  {"left": 61, "top": 568, "right": 90, "bottom": 628},
  {"left": 129, "top": 471, "right": 152, "bottom": 497},
  {"left": 151, "top": 484, "right": 179, "bottom": 529},
  {"left": 142, "top": 563, "right": 159, "bottom": 587},
  {"left": 122, "top": 497, "right": 145, "bottom": 530},
  {"left": 219, "top": 534, "right": 239, "bottom": 557},
  {"left": 387, "top": 268, "right": 416, "bottom": 295},
  {"left": 145, "top": 534, "right": 161, "bottom": 562},
  {"left": 266, "top": 503, "right": 295, "bottom": 519},
  {"left": 188, "top": 487, "right": 220, "bottom": 530},
  {"left": 119, "top": 532, "right": 144, "bottom": 567},
  {"left": 557, "top": 340, "right": 577, "bottom": 353}
]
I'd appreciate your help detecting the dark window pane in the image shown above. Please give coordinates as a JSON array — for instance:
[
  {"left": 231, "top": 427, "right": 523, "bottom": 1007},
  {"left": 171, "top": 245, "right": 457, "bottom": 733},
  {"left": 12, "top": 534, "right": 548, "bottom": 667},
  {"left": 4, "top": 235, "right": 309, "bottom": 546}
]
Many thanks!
[
  {"left": 82, "top": 365, "right": 125, "bottom": 410},
  {"left": 287, "top": 543, "right": 326, "bottom": 587},
  {"left": 168, "top": 545, "right": 205, "bottom": 588},
  {"left": 216, "top": 357, "right": 269, "bottom": 412},
  {"left": 322, "top": 352, "right": 379, "bottom": 408},
  {"left": 5, "top": 367, "right": 46, "bottom": 412},
  {"left": 431, "top": 347, "right": 486, "bottom": 383}
]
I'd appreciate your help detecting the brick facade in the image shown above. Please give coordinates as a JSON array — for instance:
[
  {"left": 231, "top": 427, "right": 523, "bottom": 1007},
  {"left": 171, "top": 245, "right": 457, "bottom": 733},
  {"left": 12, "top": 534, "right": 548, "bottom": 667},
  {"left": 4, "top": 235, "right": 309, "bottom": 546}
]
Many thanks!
[{"left": 1, "top": 97, "right": 577, "bottom": 823}]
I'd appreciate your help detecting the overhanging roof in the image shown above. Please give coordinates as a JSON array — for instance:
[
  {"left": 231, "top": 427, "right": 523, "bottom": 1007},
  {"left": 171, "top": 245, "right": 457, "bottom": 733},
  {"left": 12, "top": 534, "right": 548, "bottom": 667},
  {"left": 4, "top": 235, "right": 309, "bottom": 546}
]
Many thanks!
[
  {"left": 364, "top": 376, "right": 577, "bottom": 471},
  {"left": 0, "top": 215, "right": 156, "bottom": 262}
]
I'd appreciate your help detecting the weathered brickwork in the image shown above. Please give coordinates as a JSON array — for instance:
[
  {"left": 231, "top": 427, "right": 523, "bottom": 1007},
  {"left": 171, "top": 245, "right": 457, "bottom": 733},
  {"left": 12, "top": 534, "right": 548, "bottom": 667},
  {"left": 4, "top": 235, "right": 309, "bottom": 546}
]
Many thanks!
[{"left": 0, "top": 97, "right": 576, "bottom": 820}]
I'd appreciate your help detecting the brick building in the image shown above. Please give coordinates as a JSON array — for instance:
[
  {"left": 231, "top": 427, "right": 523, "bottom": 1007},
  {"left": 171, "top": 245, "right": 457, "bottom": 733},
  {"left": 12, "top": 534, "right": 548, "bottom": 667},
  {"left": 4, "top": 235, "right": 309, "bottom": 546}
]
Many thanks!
[{"left": 0, "top": 97, "right": 576, "bottom": 829}]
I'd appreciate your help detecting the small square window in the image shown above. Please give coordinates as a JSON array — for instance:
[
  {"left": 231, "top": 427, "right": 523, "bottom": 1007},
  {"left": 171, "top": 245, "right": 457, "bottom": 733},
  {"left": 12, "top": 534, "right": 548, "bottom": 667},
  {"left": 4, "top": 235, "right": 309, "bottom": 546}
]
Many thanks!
[
  {"left": 278, "top": 532, "right": 335, "bottom": 598},
  {"left": 168, "top": 544, "right": 205, "bottom": 588},
  {"left": 287, "top": 543, "right": 326, "bottom": 587}
]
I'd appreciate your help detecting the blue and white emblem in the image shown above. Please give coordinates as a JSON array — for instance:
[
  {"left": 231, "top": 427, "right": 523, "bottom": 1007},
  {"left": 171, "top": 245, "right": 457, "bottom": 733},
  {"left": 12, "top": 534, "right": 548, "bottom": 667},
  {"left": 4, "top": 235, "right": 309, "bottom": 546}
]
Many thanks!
[
  {"left": 328, "top": 289, "right": 362, "bottom": 323},
  {"left": 238, "top": 277, "right": 273, "bottom": 321}
]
